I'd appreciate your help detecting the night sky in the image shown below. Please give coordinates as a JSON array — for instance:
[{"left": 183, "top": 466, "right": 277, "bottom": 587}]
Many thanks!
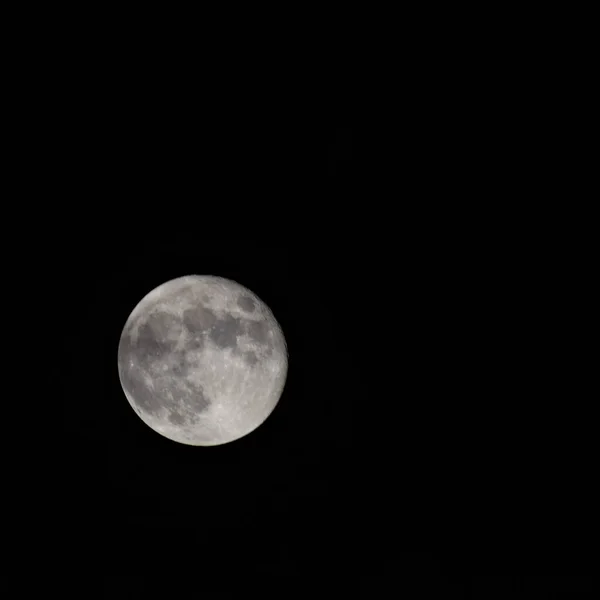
[
  {"left": 59, "top": 112, "right": 594, "bottom": 598},
  {"left": 61, "top": 120, "right": 361, "bottom": 595}
]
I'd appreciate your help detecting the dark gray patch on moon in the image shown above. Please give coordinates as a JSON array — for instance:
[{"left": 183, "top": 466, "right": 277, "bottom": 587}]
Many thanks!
[
  {"left": 121, "top": 369, "right": 163, "bottom": 416},
  {"left": 136, "top": 323, "right": 168, "bottom": 361},
  {"left": 136, "top": 312, "right": 182, "bottom": 361},
  {"left": 177, "top": 285, "right": 193, "bottom": 299},
  {"left": 168, "top": 411, "right": 186, "bottom": 425},
  {"left": 243, "top": 351, "right": 258, "bottom": 366},
  {"left": 187, "top": 335, "right": 205, "bottom": 353},
  {"left": 247, "top": 319, "right": 270, "bottom": 345},
  {"left": 136, "top": 374, "right": 211, "bottom": 420},
  {"left": 180, "top": 385, "right": 210, "bottom": 413},
  {"left": 183, "top": 306, "right": 217, "bottom": 333},
  {"left": 148, "top": 311, "right": 181, "bottom": 339},
  {"left": 210, "top": 314, "right": 243, "bottom": 348},
  {"left": 237, "top": 295, "right": 256, "bottom": 312},
  {"left": 170, "top": 352, "right": 188, "bottom": 376}
]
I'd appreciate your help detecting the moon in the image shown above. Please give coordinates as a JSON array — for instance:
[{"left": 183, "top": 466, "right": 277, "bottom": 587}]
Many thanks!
[{"left": 117, "top": 275, "right": 288, "bottom": 446}]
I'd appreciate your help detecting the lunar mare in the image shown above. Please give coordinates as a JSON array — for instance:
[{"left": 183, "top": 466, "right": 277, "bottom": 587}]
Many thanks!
[{"left": 117, "top": 275, "right": 288, "bottom": 446}]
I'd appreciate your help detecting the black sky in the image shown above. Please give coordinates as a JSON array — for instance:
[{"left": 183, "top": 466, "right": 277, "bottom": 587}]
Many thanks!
[
  {"left": 58, "top": 105, "right": 594, "bottom": 597},
  {"left": 60, "top": 118, "right": 365, "bottom": 592}
]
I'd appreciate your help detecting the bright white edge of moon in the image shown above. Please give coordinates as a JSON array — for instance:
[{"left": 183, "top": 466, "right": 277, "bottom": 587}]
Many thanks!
[{"left": 117, "top": 274, "right": 288, "bottom": 446}]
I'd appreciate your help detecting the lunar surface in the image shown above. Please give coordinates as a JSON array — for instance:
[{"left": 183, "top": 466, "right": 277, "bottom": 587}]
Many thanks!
[{"left": 117, "top": 275, "right": 288, "bottom": 446}]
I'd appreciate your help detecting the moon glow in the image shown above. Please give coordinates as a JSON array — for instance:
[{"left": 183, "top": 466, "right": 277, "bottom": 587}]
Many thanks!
[{"left": 117, "top": 275, "right": 288, "bottom": 446}]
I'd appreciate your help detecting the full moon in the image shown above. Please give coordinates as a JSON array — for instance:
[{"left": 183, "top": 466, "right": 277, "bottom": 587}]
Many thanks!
[{"left": 117, "top": 275, "right": 288, "bottom": 446}]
